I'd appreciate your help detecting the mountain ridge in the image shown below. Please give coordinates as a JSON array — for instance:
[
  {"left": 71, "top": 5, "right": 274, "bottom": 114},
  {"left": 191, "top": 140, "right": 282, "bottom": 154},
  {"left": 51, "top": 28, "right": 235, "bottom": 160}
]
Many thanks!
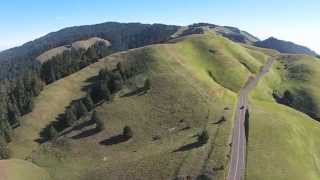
[{"left": 255, "top": 37, "right": 318, "bottom": 56}]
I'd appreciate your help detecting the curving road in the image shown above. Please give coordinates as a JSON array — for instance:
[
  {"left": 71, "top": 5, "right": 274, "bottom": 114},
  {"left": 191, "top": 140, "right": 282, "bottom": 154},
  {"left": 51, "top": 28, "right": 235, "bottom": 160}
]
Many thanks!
[{"left": 227, "top": 58, "right": 274, "bottom": 180}]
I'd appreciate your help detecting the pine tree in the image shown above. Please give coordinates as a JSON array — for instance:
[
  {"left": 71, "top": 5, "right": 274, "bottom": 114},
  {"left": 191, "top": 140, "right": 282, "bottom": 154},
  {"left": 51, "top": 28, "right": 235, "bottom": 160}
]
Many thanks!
[
  {"left": 99, "top": 81, "right": 111, "bottom": 101},
  {"left": 198, "top": 130, "right": 209, "bottom": 144},
  {"left": 0, "top": 136, "right": 9, "bottom": 159},
  {"left": 83, "top": 94, "right": 94, "bottom": 111},
  {"left": 76, "top": 101, "right": 88, "bottom": 118},
  {"left": 123, "top": 126, "right": 133, "bottom": 139},
  {"left": 92, "top": 111, "right": 105, "bottom": 131},
  {"left": 48, "top": 125, "right": 58, "bottom": 140},
  {"left": 144, "top": 78, "right": 151, "bottom": 91},
  {"left": 65, "top": 108, "right": 77, "bottom": 126}
]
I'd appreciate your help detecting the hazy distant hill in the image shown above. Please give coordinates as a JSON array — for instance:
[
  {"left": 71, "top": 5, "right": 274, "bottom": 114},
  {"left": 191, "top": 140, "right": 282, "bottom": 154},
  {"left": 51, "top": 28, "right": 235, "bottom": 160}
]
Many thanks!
[{"left": 255, "top": 37, "right": 318, "bottom": 56}]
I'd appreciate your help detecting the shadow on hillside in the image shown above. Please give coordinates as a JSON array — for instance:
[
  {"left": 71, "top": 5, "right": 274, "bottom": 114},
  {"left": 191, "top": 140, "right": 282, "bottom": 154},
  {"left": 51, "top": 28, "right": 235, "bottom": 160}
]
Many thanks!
[
  {"left": 120, "top": 87, "right": 147, "bottom": 97},
  {"left": 71, "top": 127, "right": 100, "bottom": 139},
  {"left": 173, "top": 141, "right": 203, "bottom": 152},
  {"left": 59, "top": 119, "right": 95, "bottom": 137},
  {"left": 99, "top": 134, "right": 130, "bottom": 146}
]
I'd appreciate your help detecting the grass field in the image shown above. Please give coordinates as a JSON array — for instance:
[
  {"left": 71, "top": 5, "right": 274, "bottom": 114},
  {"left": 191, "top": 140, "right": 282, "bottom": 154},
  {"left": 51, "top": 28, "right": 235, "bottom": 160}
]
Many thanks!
[
  {"left": 246, "top": 52, "right": 320, "bottom": 180},
  {"left": 0, "top": 159, "right": 51, "bottom": 180},
  {"left": 247, "top": 100, "right": 320, "bottom": 180},
  {"left": 6, "top": 32, "right": 274, "bottom": 180}
]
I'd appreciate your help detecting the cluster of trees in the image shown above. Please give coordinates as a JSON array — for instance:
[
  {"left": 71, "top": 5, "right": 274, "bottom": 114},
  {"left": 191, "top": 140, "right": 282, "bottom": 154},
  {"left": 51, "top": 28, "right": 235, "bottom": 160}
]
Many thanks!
[
  {"left": 0, "top": 70, "right": 43, "bottom": 159},
  {"left": 40, "top": 58, "right": 150, "bottom": 142},
  {"left": 41, "top": 41, "right": 111, "bottom": 84},
  {"left": 40, "top": 94, "right": 95, "bottom": 141}
]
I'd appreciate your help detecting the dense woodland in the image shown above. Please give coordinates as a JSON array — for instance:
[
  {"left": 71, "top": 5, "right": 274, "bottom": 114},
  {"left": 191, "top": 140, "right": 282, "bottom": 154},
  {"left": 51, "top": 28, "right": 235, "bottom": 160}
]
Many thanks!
[
  {"left": 40, "top": 40, "right": 111, "bottom": 84},
  {"left": 0, "top": 22, "right": 179, "bottom": 159}
]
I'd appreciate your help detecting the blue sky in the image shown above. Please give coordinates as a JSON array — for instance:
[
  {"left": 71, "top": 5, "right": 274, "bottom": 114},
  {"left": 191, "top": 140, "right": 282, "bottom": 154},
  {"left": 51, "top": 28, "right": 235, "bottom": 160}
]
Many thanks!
[{"left": 0, "top": 0, "right": 319, "bottom": 53}]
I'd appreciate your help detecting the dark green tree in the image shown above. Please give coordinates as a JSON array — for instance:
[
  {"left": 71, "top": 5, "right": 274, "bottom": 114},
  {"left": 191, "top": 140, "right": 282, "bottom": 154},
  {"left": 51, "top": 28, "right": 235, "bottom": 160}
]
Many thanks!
[
  {"left": 198, "top": 130, "right": 209, "bottom": 144},
  {"left": 0, "top": 136, "right": 9, "bottom": 159},
  {"left": 83, "top": 94, "right": 94, "bottom": 111},
  {"left": 76, "top": 100, "right": 88, "bottom": 118},
  {"left": 99, "top": 81, "right": 112, "bottom": 101},
  {"left": 48, "top": 125, "right": 58, "bottom": 140},
  {"left": 65, "top": 108, "right": 77, "bottom": 126},
  {"left": 123, "top": 126, "right": 133, "bottom": 139},
  {"left": 117, "top": 62, "right": 127, "bottom": 80},
  {"left": 144, "top": 78, "right": 151, "bottom": 91},
  {"left": 92, "top": 111, "right": 105, "bottom": 131}
]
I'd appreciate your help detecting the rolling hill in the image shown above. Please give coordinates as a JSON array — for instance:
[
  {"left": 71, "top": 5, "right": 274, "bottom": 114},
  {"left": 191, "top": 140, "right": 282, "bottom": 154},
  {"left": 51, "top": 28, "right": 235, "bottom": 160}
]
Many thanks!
[
  {"left": 255, "top": 37, "right": 318, "bottom": 56},
  {"left": 246, "top": 53, "right": 320, "bottom": 180},
  {"left": 1, "top": 21, "right": 320, "bottom": 180},
  {"left": 6, "top": 32, "right": 269, "bottom": 180}
]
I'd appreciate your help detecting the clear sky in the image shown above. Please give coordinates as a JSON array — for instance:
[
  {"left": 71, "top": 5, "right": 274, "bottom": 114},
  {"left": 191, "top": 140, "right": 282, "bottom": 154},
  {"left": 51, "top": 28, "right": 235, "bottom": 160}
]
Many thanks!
[{"left": 0, "top": 0, "right": 319, "bottom": 53}]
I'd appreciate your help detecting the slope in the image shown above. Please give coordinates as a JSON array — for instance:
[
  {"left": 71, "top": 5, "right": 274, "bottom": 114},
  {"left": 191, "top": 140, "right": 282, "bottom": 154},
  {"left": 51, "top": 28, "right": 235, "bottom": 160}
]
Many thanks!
[
  {"left": 0, "top": 159, "right": 51, "bottom": 180},
  {"left": 7, "top": 32, "right": 268, "bottom": 180},
  {"left": 246, "top": 52, "right": 320, "bottom": 180}
]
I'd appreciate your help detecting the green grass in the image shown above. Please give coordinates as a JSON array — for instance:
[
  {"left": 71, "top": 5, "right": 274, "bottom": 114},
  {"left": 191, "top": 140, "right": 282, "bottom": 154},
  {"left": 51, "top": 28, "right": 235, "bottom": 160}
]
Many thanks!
[
  {"left": 172, "top": 32, "right": 267, "bottom": 92},
  {"left": 247, "top": 100, "right": 320, "bottom": 180},
  {"left": 246, "top": 53, "right": 320, "bottom": 179},
  {"left": 0, "top": 159, "right": 51, "bottom": 180},
  {"left": 6, "top": 33, "right": 270, "bottom": 180}
]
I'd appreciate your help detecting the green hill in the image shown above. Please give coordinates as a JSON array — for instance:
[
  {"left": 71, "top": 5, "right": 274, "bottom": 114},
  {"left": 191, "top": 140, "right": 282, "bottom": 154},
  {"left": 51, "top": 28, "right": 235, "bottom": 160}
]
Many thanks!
[
  {"left": 246, "top": 52, "right": 320, "bottom": 180},
  {"left": 5, "top": 28, "right": 320, "bottom": 180},
  {"left": 7, "top": 32, "right": 269, "bottom": 180}
]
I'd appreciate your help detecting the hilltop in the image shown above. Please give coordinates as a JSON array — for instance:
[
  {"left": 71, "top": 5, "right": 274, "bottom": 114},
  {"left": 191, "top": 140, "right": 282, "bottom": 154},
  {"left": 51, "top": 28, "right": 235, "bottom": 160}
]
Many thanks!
[{"left": 255, "top": 37, "right": 318, "bottom": 56}]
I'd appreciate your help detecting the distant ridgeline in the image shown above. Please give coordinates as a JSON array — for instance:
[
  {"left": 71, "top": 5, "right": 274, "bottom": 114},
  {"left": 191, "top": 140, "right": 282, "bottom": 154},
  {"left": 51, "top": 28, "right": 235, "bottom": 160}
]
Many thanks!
[{"left": 0, "top": 22, "right": 180, "bottom": 158}]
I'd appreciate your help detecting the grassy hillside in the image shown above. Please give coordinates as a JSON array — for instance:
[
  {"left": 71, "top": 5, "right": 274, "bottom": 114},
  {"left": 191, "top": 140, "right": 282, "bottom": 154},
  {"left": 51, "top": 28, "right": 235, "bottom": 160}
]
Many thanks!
[
  {"left": 6, "top": 32, "right": 269, "bottom": 180},
  {"left": 0, "top": 159, "right": 51, "bottom": 180},
  {"left": 250, "top": 54, "right": 320, "bottom": 119},
  {"left": 246, "top": 53, "right": 320, "bottom": 179},
  {"left": 247, "top": 100, "right": 320, "bottom": 180}
]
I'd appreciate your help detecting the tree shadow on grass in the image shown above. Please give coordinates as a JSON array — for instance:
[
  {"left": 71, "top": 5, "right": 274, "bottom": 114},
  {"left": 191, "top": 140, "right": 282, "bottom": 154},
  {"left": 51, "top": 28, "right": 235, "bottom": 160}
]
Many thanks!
[
  {"left": 59, "top": 119, "right": 95, "bottom": 137},
  {"left": 173, "top": 141, "right": 204, "bottom": 152},
  {"left": 120, "top": 87, "right": 147, "bottom": 98},
  {"left": 71, "top": 127, "right": 100, "bottom": 139},
  {"left": 99, "top": 134, "right": 130, "bottom": 146}
]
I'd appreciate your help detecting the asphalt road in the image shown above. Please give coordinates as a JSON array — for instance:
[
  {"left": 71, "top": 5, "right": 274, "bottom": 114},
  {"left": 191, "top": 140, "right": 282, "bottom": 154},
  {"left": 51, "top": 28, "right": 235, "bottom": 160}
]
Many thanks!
[{"left": 227, "top": 58, "right": 274, "bottom": 180}]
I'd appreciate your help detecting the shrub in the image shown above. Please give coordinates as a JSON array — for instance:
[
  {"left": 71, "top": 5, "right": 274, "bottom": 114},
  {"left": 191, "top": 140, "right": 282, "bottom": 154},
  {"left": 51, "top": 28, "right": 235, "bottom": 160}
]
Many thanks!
[
  {"left": 48, "top": 125, "right": 58, "bottom": 140},
  {"left": 0, "top": 136, "right": 9, "bottom": 159},
  {"left": 92, "top": 111, "right": 105, "bottom": 131},
  {"left": 75, "top": 100, "right": 88, "bottom": 118},
  {"left": 144, "top": 78, "right": 151, "bottom": 91},
  {"left": 198, "top": 130, "right": 209, "bottom": 144},
  {"left": 123, "top": 126, "right": 133, "bottom": 139},
  {"left": 83, "top": 94, "right": 94, "bottom": 111},
  {"left": 99, "top": 81, "right": 112, "bottom": 101},
  {"left": 65, "top": 108, "right": 77, "bottom": 126}
]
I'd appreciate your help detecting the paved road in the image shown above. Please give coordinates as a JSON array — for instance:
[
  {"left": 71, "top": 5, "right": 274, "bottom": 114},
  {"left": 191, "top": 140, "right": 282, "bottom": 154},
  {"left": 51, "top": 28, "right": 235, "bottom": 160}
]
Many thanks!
[{"left": 227, "top": 58, "right": 274, "bottom": 180}]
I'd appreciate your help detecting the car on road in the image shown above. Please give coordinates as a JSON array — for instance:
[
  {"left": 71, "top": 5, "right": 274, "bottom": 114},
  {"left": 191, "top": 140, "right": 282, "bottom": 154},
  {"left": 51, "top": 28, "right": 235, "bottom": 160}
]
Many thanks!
[{"left": 240, "top": 106, "right": 245, "bottom": 110}]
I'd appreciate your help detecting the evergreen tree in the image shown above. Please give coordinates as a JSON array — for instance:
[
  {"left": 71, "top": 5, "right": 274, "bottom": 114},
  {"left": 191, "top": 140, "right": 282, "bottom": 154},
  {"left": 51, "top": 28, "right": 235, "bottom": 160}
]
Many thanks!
[
  {"left": 48, "top": 125, "right": 58, "bottom": 140},
  {"left": 123, "top": 126, "right": 133, "bottom": 139},
  {"left": 144, "top": 78, "right": 151, "bottom": 91},
  {"left": 92, "top": 111, "right": 105, "bottom": 131},
  {"left": 76, "top": 100, "right": 88, "bottom": 118},
  {"left": 83, "top": 94, "right": 94, "bottom": 111},
  {"left": 65, "top": 108, "right": 77, "bottom": 126},
  {"left": 198, "top": 130, "right": 209, "bottom": 144},
  {"left": 117, "top": 62, "right": 127, "bottom": 80},
  {"left": 0, "top": 136, "right": 9, "bottom": 159},
  {"left": 99, "top": 81, "right": 112, "bottom": 101}
]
